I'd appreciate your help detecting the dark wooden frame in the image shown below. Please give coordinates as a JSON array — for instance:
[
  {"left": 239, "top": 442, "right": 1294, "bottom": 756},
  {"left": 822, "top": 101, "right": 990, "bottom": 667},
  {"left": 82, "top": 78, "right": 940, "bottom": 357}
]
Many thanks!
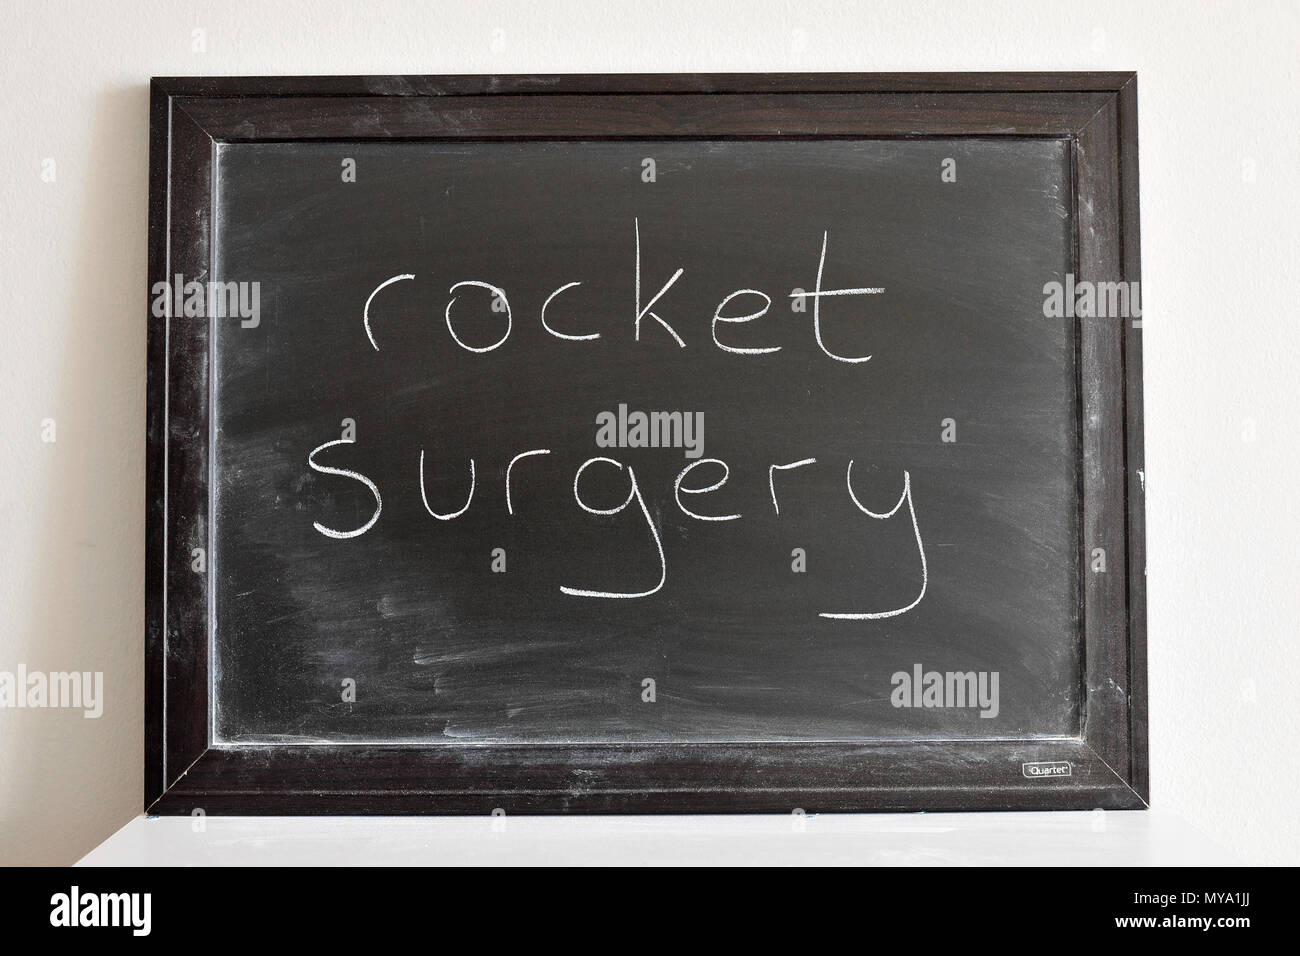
[{"left": 146, "top": 73, "right": 1146, "bottom": 814}]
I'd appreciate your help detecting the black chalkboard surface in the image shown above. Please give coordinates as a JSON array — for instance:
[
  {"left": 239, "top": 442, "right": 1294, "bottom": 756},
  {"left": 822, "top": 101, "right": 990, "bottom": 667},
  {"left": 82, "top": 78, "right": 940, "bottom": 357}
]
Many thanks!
[{"left": 147, "top": 74, "right": 1146, "bottom": 813}]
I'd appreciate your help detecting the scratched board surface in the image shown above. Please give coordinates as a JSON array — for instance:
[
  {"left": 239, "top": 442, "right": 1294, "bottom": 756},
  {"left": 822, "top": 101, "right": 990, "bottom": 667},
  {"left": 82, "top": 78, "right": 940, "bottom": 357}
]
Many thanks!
[{"left": 211, "top": 139, "right": 1079, "bottom": 744}]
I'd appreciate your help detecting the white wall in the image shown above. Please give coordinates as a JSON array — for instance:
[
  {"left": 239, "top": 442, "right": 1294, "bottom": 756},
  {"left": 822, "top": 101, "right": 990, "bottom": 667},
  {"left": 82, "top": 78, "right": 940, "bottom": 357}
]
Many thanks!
[{"left": 1, "top": 0, "right": 1296, "bottom": 866}]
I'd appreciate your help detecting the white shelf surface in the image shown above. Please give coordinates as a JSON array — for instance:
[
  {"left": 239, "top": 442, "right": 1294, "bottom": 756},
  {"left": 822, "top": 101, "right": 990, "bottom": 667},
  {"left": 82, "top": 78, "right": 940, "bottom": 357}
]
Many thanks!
[{"left": 77, "top": 810, "right": 1240, "bottom": 866}]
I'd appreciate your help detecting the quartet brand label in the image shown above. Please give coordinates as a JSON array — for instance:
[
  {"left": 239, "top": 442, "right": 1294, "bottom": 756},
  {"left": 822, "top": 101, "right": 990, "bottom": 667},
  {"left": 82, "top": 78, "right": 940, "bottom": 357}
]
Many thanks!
[{"left": 1022, "top": 761, "right": 1073, "bottom": 779}]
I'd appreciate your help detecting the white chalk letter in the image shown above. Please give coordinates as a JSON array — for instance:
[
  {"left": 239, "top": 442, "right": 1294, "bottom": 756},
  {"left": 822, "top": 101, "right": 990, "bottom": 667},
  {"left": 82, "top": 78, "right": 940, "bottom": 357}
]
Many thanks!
[
  {"left": 562, "top": 457, "right": 666, "bottom": 599},
  {"left": 363, "top": 273, "right": 415, "bottom": 351},
  {"left": 820, "top": 462, "right": 927, "bottom": 619},
  {"left": 635, "top": 218, "right": 686, "bottom": 347},
  {"left": 307, "top": 438, "right": 382, "bottom": 539}
]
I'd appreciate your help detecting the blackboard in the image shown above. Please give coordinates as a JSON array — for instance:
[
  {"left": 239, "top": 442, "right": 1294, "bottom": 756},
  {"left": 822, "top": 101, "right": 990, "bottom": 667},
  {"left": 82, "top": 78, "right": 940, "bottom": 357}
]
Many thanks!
[{"left": 147, "top": 74, "right": 1147, "bottom": 813}]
